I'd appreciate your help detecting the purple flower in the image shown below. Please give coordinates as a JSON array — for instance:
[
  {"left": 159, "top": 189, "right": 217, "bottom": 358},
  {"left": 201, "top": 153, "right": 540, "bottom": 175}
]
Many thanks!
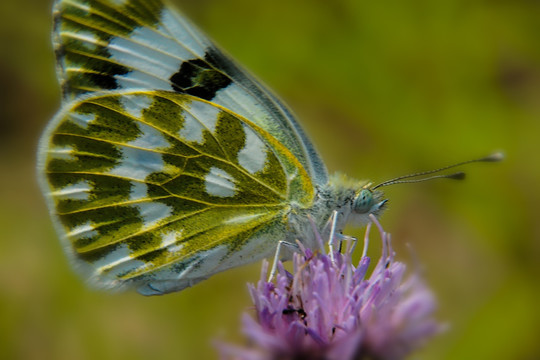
[{"left": 218, "top": 218, "right": 443, "bottom": 360}]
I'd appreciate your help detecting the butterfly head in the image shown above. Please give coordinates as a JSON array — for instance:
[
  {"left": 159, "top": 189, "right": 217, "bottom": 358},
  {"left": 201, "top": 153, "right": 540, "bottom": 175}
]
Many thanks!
[
  {"left": 352, "top": 185, "right": 387, "bottom": 216},
  {"left": 324, "top": 174, "right": 387, "bottom": 225}
]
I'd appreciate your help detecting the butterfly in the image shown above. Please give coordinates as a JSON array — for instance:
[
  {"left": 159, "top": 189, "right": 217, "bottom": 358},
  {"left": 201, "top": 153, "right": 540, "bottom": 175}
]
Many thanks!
[{"left": 37, "top": 0, "right": 390, "bottom": 296}]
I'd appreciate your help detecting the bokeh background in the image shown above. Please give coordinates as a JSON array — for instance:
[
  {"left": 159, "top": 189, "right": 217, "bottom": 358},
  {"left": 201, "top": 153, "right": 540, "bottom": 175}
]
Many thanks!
[{"left": 1, "top": 0, "right": 539, "bottom": 359}]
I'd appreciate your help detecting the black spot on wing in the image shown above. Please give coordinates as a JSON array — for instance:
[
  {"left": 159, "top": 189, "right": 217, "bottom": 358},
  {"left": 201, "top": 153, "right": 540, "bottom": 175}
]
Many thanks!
[
  {"left": 61, "top": 66, "right": 129, "bottom": 99},
  {"left": 169, "top": 53, "right": 232, "bottom": 100},
  {"left": 88, "top": 72, "right": 123, "bottom": 91},
  {"left": 170, "top": 59, "right": 207, "bottom": 88},
  {"left": 60, "top": 47, "right": 130, "bottom": 97}
]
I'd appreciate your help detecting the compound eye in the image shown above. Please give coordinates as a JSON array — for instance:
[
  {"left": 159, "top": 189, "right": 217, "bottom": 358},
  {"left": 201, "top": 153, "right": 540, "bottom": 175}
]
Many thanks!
[{"left": 353, "top": 189, "right": 373, "bottom": 214}]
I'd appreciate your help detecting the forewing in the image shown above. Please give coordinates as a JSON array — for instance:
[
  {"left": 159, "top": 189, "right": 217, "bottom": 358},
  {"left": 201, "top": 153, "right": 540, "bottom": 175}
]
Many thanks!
[
  {"left": 52, "top": 0, "right": 328, "bottom": 184},
  {"left": 38, "top": 91, "right": 314, "bottom": 291}
]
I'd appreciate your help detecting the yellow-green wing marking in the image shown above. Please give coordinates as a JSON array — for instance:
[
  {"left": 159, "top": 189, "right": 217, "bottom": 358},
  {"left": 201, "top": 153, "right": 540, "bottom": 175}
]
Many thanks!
[
  {"left": 52, "top": 0, "right": 328, "bottom": 185},
  {"left": 38, "top": 90, "right": 314, "bottom": 294}
]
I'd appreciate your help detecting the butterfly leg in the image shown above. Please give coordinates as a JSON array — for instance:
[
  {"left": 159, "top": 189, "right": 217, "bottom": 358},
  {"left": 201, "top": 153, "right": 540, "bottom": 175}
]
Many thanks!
[
  {"left": 328, "top": 210, "right": 339, "bottom": 263},
  {"left": 336, "top": 233, "right": 358, "bottom": 254},
  {"left": 326, "top": 210, "right": 358, "bottom": 263},
  {"left": 268, "top": 240, "right": 299, "bottom": 281}
]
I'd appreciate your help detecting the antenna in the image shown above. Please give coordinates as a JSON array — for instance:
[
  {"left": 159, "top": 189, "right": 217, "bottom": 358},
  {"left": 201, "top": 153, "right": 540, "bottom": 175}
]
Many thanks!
[{"left": 372, "top": 152, "right": 503, "bottom": 190}]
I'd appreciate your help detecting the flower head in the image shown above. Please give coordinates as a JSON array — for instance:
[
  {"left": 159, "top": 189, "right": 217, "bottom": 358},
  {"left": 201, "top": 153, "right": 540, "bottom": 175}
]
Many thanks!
[{"left": 219, "top": 218, "right": 443, "bottom": 360}]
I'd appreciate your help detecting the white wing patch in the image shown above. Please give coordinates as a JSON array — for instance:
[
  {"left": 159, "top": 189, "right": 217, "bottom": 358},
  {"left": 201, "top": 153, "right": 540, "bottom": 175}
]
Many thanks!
[
  {"left": 180, "top": 101, "right": 220, "bottom": 143},
  {"left": 129, "top": 122, "right": 170, "bottom": 150},
  {"left": 179, "top": 108, "right": 205, "bottom": 143},
  {"left": 160, "top": 230, "right": 184, "bottom": 253},
  {"left": 93, "top": 243, "right": 147, "bottom": 278},
  {"left": 131, "top": 25, "right": 194, "bottom": 62},
  {"left": 93, "top": 244, "right": 132, "bottom": 269},
  {"left": 108, "top": 146, "right": 165, "bottom": 181},
  {"left": 238, "top": 124, "right": 267, "bottom": 174},
  {"left": 185, "top": 101, "right": 220, "bottom": 131},
  {"left": 213, "top": 83, "right": 267, "bottom": 124},
  {"left": 129, "top": 182, "right": 148, "bottom": 201},
  {"left": 67, "top": 221, "right": 98, "bottom": 241},
  {"left": 121, "top": 93, "right": 153, "bottom": 118},
  {"left": 106, "top": 13, "right": 208, "bottom": 94},
  {"left": 136, "top": 202, "right": 173, "bottom": 228},
  {"left": 61, "top": 30, "right": 101, "bottom": 51},
  {"left": 109, "top": 30, "right": 180, "bottom": 78},
  {"left": 205, "top": 167, "right": 236, "bottom": 197},
  {"left": 115, "top": 70, "right": 172, "bottom": 90},
  {"left": 48, "top": 146, "right": 76, "bottom": 161},
  {"left": 159, "top": 9, "right": 207, "bottom": 58},
  {"left": 167, "top": 242, "right": 184, "bottom": 254},
  {"left": 52, "top": 180, "right": 92, "bottom": 201},
  {"left": 161, "top": 230, "right": 178, "bottom": 248},
  {"left": 69, "top": 112, "right": 96, "bottom": 129},
  {"left": 108, "top": 31, "right": 175, "bottom": 91}
]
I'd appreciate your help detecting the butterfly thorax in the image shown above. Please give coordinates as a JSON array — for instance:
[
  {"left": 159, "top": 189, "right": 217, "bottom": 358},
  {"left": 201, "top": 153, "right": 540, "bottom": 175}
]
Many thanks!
[{"left": 287, "top": 173, "right": 387, "bottom": 250}]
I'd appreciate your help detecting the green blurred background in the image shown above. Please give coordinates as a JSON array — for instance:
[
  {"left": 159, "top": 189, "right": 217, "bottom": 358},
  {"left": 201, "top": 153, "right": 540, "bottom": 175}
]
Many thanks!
[{"left": 1, "top": 0, "right": 538, "bottom": 359}]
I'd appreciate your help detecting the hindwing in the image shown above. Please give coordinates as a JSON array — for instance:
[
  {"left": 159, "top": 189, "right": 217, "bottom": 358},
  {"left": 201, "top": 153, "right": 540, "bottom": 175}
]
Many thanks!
[{"left": 38, "top": 90, "right": 314, "bottom": 293}]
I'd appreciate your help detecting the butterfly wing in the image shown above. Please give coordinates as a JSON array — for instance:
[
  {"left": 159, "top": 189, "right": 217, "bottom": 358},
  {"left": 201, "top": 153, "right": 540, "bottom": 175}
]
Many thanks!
[
  {"left": 52, "top": 0, "right": 328, "bottom": 185},
  {"left": 38, "top": 90, "right": 314, "bottom": 294}
]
